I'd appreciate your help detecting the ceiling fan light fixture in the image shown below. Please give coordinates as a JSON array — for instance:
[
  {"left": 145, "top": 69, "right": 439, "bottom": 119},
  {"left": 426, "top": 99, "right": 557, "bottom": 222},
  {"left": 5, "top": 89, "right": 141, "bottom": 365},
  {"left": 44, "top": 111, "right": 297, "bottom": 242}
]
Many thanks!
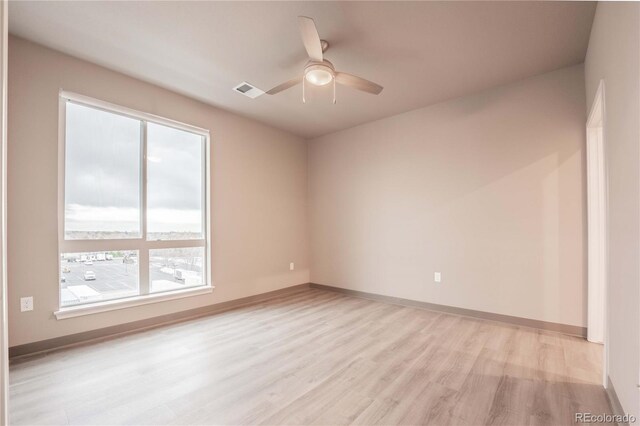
[{"left": 304, "top": 64, "right": 334, "bottom": 86}]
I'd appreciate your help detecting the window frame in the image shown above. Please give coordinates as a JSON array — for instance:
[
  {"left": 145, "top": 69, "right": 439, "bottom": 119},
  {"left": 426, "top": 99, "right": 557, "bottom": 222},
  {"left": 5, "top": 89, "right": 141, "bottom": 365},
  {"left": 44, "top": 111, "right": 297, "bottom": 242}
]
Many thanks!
[{"left": 56, "top": 90, "right": 212, "bottom": 318}]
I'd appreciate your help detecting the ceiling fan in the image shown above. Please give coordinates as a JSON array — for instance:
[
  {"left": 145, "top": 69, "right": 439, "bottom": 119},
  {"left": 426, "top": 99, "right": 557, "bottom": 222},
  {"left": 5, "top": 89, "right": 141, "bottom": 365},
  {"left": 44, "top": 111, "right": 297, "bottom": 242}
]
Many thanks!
[{"left": 266, "top": 16, "right": 383, "bottom": 103}]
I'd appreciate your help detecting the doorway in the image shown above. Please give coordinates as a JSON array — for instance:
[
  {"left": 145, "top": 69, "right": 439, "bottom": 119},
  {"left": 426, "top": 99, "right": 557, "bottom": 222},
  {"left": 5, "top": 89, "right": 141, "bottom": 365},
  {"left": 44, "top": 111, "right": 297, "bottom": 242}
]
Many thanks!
[{"left": 586, "top": 79, "right": 607, "bottom": 387}]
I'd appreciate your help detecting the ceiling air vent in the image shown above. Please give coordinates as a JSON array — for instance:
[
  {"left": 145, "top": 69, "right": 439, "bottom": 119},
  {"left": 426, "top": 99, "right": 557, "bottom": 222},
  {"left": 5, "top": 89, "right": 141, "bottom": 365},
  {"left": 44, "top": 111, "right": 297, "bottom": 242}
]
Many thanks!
[{"left": 233, "top": 82, "right": 265, "bottom": 99}]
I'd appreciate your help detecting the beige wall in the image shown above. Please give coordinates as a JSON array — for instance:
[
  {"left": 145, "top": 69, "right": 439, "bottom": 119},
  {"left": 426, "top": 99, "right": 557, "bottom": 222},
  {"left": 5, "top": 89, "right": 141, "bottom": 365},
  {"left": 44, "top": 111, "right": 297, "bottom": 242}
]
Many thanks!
[
  {"left": 7, "top": 36, "right": 309, "bottom": 347},
  {"left": 585, "top": 2, "right": 640, "bottom": 419},
  {"left": 309, "top": 65, "right": 587, "bottom": 328}
]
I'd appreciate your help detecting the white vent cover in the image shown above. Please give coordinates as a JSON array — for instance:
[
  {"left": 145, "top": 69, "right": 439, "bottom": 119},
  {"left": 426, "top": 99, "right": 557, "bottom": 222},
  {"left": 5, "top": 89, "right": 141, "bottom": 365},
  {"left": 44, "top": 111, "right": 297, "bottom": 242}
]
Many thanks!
[{"left": 233, "top": 82, "right": 265, "bottom": 99}]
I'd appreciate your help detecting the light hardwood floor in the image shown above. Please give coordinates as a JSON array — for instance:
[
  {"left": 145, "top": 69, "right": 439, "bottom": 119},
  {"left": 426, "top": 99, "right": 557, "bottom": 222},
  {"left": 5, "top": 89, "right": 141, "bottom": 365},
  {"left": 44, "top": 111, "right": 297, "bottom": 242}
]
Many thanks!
[{"left": 9, "top": 288, "right": 612, "bottom": 425}]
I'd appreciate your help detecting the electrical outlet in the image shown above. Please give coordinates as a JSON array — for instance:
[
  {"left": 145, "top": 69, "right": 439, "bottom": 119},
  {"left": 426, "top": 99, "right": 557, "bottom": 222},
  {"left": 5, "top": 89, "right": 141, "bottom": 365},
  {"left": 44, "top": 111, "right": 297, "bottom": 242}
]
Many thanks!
[
  {"left": 434, "top": 272, "right": 442, "bottom": 283},
  {"left": 20, "top": 296, "right": 33, "bottom": 312},
  {"left": 290, "top": 262, "right": 295, "bottom": 271}
]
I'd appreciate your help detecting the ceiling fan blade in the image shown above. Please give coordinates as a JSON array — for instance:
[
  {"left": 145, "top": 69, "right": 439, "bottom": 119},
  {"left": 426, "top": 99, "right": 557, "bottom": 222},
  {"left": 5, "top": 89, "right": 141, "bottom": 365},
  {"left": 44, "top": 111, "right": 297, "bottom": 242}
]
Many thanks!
[
  {"left": 266, "top": 77, "right": 302, "bottom": 95},
  {"left": 335, "top": 72, "right": 383, "bottom": 95},
  {"left": 298, "top": 16, "right": 323, "bottom": 62}
]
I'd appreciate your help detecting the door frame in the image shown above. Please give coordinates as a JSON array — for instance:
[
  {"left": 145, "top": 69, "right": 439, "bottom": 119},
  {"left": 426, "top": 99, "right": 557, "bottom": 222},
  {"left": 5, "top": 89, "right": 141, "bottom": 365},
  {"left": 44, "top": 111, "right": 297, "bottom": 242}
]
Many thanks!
[
  {"left": 586, "top": 79, "right": 607, "bottom": 387},
  {"left": 0, "top": 0, "right": 8, "bottom": 422}
]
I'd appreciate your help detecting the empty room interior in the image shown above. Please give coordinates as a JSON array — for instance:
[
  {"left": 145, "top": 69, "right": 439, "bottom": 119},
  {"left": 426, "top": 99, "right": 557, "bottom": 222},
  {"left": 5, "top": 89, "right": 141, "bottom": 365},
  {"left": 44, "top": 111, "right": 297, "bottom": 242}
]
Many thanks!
[{"left": 0, "top": 1, "right": 638, "bottom": 425}]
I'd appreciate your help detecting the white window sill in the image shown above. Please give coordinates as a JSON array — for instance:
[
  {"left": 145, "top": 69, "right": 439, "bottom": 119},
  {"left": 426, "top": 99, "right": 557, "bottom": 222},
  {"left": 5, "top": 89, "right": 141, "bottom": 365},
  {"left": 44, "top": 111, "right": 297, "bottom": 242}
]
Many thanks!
[{"left": 54, "top": 286, "right": 214, "bottom": 320}]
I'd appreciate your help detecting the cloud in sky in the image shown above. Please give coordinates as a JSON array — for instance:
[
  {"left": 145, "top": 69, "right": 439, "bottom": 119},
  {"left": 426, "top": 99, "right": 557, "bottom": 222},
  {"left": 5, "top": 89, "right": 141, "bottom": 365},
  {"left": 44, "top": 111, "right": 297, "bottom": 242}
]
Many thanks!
[
  {"left": 64, "top": 102, "right": 203, "bottom": 233},
  {"left": 147, "top": 122, "right": 203, "bottom": 211},
  {"left": 65, "top": 102, "right": 141, "bottom": 209}
]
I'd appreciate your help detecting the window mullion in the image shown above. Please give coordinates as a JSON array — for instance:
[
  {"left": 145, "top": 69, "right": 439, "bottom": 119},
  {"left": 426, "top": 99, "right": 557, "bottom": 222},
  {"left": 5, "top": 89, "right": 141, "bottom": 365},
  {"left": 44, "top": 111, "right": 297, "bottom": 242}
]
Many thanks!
[
  {"left": 144, "top": 239, "right": 207, "bottom": 249},
  {"left": 59, "top": 239, "right": 143, "bottom": 253},
  {"left": 139, "top": 121, "right": 150, "bottom": 296}
]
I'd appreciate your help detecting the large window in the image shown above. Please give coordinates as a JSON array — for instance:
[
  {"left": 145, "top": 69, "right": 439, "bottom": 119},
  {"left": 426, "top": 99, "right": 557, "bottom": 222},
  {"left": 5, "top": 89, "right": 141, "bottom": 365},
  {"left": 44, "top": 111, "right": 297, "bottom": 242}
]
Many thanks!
[{"left": 59, "top": 92, "right": 210, "bottom": 312}]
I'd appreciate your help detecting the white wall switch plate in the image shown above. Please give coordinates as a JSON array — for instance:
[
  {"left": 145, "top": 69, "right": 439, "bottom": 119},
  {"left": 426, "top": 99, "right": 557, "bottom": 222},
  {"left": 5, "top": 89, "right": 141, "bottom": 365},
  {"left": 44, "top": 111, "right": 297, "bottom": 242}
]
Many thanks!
[
  {"left": 434, "top": 272, "right": 442, "bottom": 283},
  {"left": 20, "top": 296, "right": 33, "bottom": 312},
  {"left": 290, "top": 262, "right": 295, "bottom": 271}
]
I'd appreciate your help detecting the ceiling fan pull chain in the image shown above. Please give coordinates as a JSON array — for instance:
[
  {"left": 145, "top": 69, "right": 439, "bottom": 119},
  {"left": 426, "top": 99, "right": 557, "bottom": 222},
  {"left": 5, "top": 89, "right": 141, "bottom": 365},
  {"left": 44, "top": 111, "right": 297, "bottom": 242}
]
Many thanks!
[
  {"left": 302, "top": 77, "right": 306, "bottom": 104},
  {"left": 333, "top": 78, "right": 336, "bottom": 104}
]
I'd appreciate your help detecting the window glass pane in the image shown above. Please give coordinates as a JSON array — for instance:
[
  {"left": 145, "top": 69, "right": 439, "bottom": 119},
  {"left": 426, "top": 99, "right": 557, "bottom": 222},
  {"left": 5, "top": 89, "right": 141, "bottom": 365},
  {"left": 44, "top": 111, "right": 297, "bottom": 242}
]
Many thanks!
[
  {"left": 64, "top": 102, "right": 142, "bottom": 239},
  {"left": 60, "top": 250, "right": 139, "bottom": 307},
  {"left": 149, "top": 247, "right": 205, "bottom": 293},
  {"left": 147, "top": 123, "right": 204, "bottom": 241}
]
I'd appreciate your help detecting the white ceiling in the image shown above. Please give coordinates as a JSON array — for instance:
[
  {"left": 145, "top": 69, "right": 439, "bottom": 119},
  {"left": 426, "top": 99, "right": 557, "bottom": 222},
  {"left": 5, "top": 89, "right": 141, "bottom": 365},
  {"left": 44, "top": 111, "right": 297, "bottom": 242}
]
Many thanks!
[{"left": 9, "top": 1, "right": 596, "bottom": 139}]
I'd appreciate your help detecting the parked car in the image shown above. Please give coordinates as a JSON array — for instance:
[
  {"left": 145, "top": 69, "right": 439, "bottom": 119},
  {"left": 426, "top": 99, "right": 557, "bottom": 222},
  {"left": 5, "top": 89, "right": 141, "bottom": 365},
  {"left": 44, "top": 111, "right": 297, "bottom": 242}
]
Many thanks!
[
  {"left": 84, "top": 261, "right": 93, "bottom": 266},
  {"left": 83, "top": 271, "right": 96, "bottom": 281},
  {"left": 61, "top": 276, "right": 66, "bottom": 283},
  {"left": 96, "top": 253, "right": 106, "bottom": 261},
  {"left": 62, "top": 266, "right": 71, "bottom": 273}
]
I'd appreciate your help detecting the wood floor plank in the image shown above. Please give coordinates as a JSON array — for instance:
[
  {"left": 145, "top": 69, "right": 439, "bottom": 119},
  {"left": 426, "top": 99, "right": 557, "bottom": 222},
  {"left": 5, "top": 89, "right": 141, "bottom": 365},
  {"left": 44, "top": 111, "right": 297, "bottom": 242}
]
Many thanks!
[{"left": 9, "top": 288, "right": 612, "bottom": 425}]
